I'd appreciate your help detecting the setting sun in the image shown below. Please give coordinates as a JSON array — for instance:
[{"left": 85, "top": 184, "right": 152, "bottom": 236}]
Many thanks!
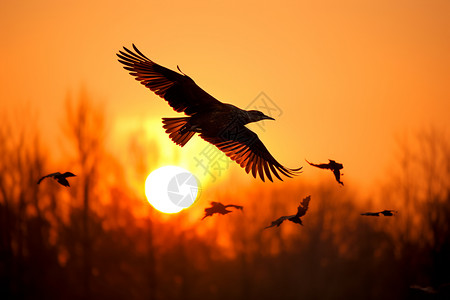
[{"left": 145, "top": 165, "right": 199, "bottom": 214}]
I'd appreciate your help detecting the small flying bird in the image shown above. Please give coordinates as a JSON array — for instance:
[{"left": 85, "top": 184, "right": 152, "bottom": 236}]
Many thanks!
[
  {"left": 264, "top": 195, "right": 311, "bottom": 229},
  {"left": 117, "top": 44, "right": 303, "bottom": 182},
  {"left": 361, "top": 210, "right": 398, "bottom": 217},
  {"left": 410, "top": 282, "right": 450, "bottom": 296},
  {"left": 306, "top": 159, "right": 344, "bottom": 185},
  {"left": 202, "top": 202, "right": 243, "bottom": 220},
  {"left": 37, "top": 172, "right": 76, "bottom": 187},
  {"left": 409, "top": 285, "right": 438, "bottom": 295}
]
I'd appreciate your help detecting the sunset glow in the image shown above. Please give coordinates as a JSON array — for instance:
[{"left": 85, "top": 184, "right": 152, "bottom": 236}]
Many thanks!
[{"left": 1, "top": 1, "right": 449, "bottom": 299}]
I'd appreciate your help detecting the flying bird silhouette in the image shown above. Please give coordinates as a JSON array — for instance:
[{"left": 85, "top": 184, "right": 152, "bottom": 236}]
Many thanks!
[
  {"left": 361, "top": 210, "right": 397, "bottom": 217},
  {"left": 409, "top": 285, "right": 438, "bottom": 295},
  {"left": 37, "top": 172, "right": 76, "bottom": 187},
  {"left": 202, "top": 202, "right": 243, "bottom": 220},
  {"left": 264, "top": 195, "right": 311, "bottom": 229},
  {"left": 117, "top": 44, "right": 302, "bottom": 182},
  {"left": 306, "top": 159, "right": 344, "bottom": 185},
  {"left": 410, "top": 282, "right": 450, "bottom": 296}
]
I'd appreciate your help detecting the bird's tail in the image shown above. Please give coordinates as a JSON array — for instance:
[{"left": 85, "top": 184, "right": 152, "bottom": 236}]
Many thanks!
[{"left": 162, "top": 117, "right": 195, "bottom": 147}]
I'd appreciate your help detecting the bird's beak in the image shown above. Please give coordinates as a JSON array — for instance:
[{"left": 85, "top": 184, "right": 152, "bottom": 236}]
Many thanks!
[{"left": 263, "top": 115, "right": 275, "bottom": 121}]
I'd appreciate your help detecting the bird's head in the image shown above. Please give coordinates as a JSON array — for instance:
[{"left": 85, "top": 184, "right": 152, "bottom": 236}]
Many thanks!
[
  {"left": 62, "top": 172, "right": 76, "bottom": 177},
  {"left": 245, "top": 110, "right": 275, "bottom": 124}
]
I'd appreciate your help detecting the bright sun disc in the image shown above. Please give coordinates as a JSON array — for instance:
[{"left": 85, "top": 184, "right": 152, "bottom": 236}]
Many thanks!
[{"left": 145, "top": 166, "right": 199, "bottom": 214}]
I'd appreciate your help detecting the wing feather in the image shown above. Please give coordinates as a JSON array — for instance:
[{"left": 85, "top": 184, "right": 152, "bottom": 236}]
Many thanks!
[
  {"left": 117, "top": 44, "right": 222, "bottom": 115},
  {"left": 200, "top": 127, "right": 302, "bottom": 182},
  {"left": 263, "top": 160, "right": 273, "bottom": 182},
  {"left": 296, "top": 195, "right": 311, "bottom": 217}
]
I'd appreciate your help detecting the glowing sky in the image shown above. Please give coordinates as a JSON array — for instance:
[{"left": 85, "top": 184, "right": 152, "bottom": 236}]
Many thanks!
[{"left": 1, "top": 0, "right": 449, "bottom": 190}]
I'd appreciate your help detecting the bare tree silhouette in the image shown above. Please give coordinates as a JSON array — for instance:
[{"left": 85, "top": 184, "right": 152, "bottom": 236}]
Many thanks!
[
  {"left": 62, "top": 88, "right": 106, "bottom": 300},
  {"left": 381, "top": 127, "right": 450, "bottom": 292},
  {"left": 1, "top": 93, "right": 448, "bottom": 300},
  {"left": 0, "top": 109, "right": 50, "bottom": 299}
]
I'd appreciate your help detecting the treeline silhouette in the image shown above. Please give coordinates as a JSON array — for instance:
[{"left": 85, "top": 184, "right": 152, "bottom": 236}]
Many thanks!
[{"left": 1, "top": 91, "right": 449, "bottom": 299}]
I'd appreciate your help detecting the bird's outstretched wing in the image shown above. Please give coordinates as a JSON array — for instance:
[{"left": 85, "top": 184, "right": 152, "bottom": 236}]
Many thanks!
[
  {"left": 361, "top": 212, "right": 380, "bottom": 216},
  {"left": 202, "top": 207, "right": 225, "bottom": 220},
  {"left": 296, "top": 195, "right": 311, "bottom": 218},
  {"left": 37, "top": 172, "right": 60, "bottom": 184},
  {"left": 57, "top": 172, "right": 76, "bottom": 187},
  {"left": 62, "top": 172, "right": 76, "bottom": 178},
  {"left": 361, "top": 210, "right": 397, "bottom": 217},
  {"left": 57, "top": 178, "right": 71, "bottom": 187},
  {"left": 264, "top": 216, "right": 292, "bottom": 229},
  {"left": 225, "top": 204, "right": 244, "bottom": 211},
  {"left": 201, "top": 127, "right": 302, "bottom": 182},
  {"left": 332, "top": 169, "right": 344, "bottom": 185},
  {"left": 305, "top": 159, "right": 331, "bottom": 170},
  {"left": 117, "top": 44, "right": 222, "bottom": 115}
]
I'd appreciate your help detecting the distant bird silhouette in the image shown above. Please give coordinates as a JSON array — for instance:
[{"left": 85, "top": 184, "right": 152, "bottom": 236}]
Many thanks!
[
  {"left": 409, "top": 285, "right": 438, "bottom": 295},
  {"left": 37, "top": 172, "right": 76, "bottom": 187},
  {"left": 361, "top": 210, "right": 397, "bottom": 217},
  {"left": 117, "top": 44, "right": 302, "bottom": 182},
  {"left": 410, "top": 282, "right": 450, "bottom": 297},
  {"left": 202, "top": 202, "right": 243, "bottom": 220},
  {"left": 264, "top": 195, "right": 311, "bottom": 229},
  {"left": 306, "top": 159, "right": 344, "bottom": 185}
]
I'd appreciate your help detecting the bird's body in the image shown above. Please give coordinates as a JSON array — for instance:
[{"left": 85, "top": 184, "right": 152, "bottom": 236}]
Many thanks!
[
  {"left": 117, "top": 44, "right": 302, "bottom": 182},
  {"left": 361, "top": 210, "right": 397, "bottom": 217},
  {"left": 37, "top": 172, "right": 76, "bottom": 187},
  {"left": 306, "top": 159, "right": 344, "bottom": 185},
  {"left": 266, "top": 215, "right": 302, "bottom": 228},
  {"left": 202, "top": 202, "right": 243, "bottom": 220},
  {"left": 168, "top": 102, "right": 251, "bottom": 138},
  {"left": 264, "top": 195, "right": 311, "bottom": 229}
]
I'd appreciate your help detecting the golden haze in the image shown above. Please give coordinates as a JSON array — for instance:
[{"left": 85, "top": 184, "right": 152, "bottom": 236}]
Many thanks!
[
  {"left": 1, "top": 1, "right": 449, "bottom": 298},
  {"left": 1, "top": 0, "right": 449, "bottom": 190}
]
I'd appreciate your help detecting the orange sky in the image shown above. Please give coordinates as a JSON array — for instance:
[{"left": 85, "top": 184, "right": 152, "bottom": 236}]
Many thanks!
[{"left": 1, "top": 0, "right": 449, "bottom": 192}]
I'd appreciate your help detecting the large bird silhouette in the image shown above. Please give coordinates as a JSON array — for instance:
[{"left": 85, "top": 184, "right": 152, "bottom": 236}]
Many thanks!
[
  {"left": 361, "top": 210, "right": 397, "bottom": 217},
  {"left": 264, "top": 195, "right": 311, "bottom": 229},
  {"left": 306, "top": 159, "right": 344, "bottom": 185},
  {"left": 117, "top": 44, "right": 302, "bottom": 182},
  {"left": 202, "top": 202, "right": 243, "bottom": 220},
  {"left": 37, "top": 172, "right": 76, "bottom": 187}
]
